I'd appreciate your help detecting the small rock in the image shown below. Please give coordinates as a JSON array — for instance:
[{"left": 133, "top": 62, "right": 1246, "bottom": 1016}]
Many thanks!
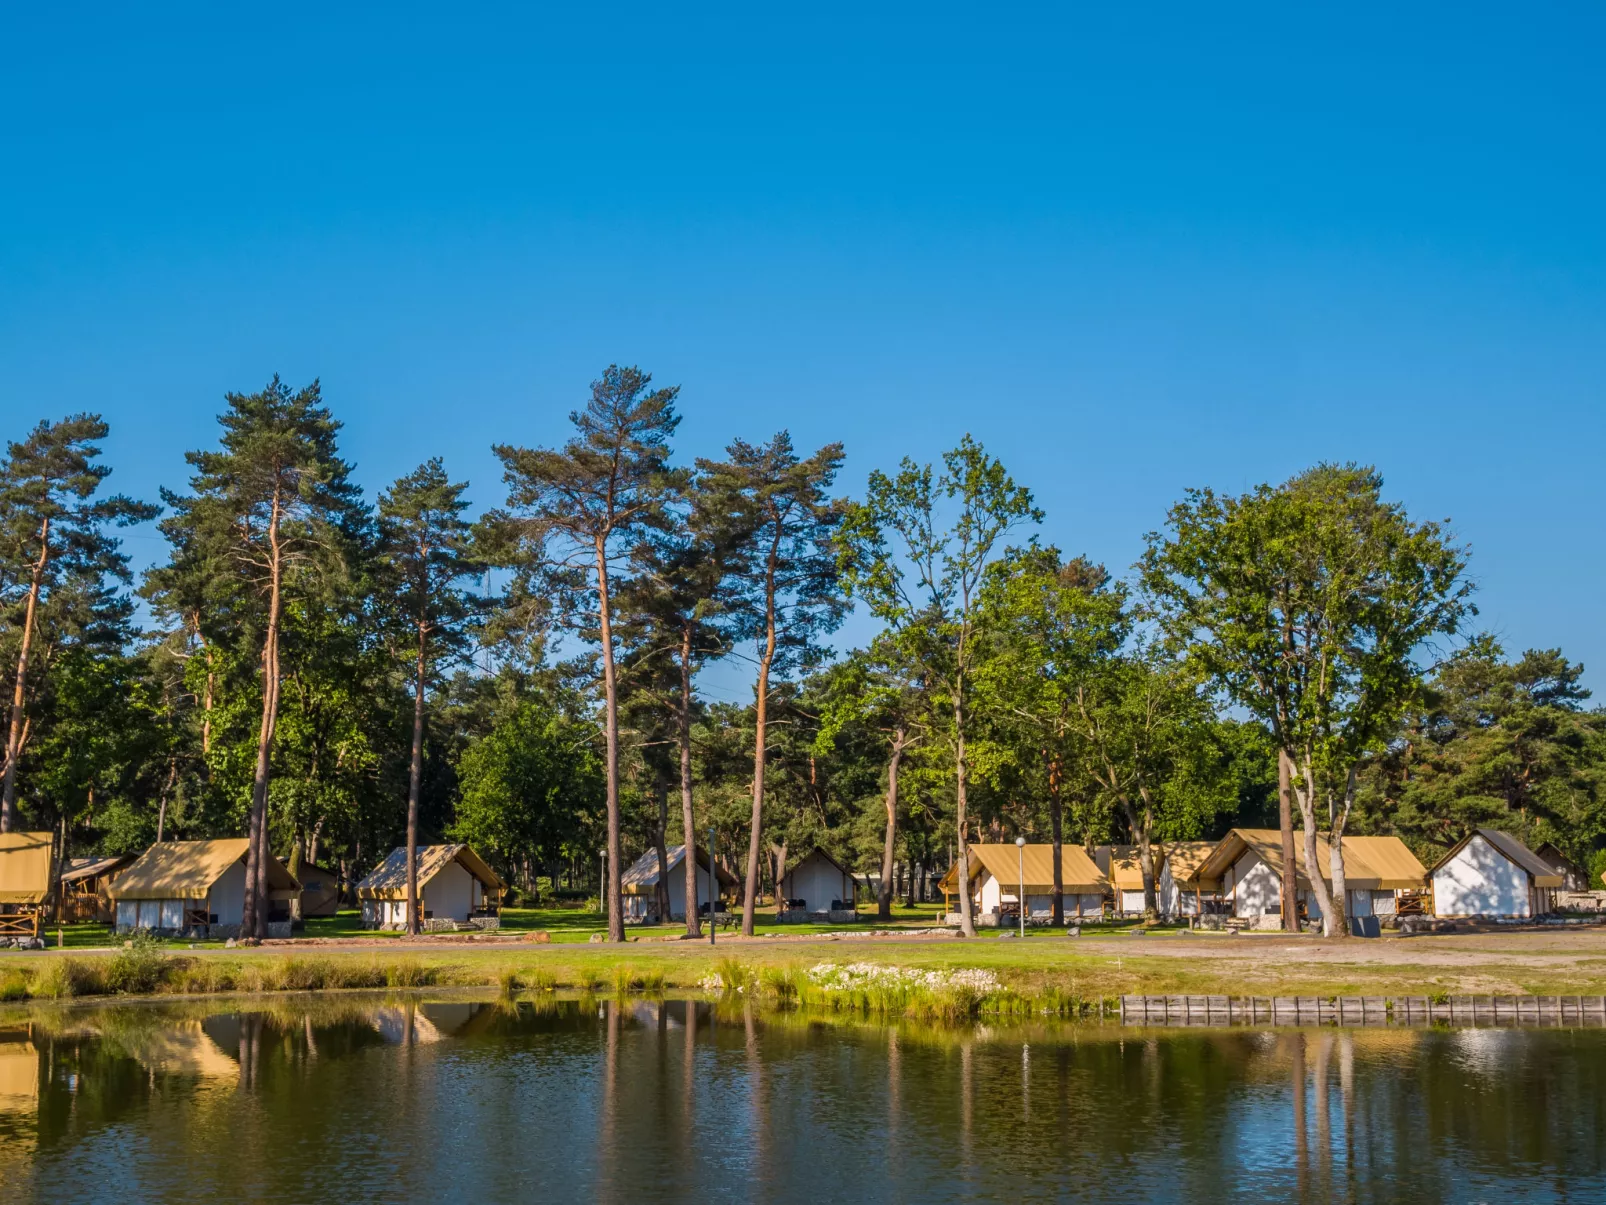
[
  {"left": 527, "top": 931, "right": 550, "bottom": 943},
  {"left": 1066, "top": 925, "right": 1081, "bottom": 937},
  {"left": 225, "top": 937, "right": 238, "bottom": 948},
  {"left": 589, "top": 932, "right": 605, "bottom": 943}
]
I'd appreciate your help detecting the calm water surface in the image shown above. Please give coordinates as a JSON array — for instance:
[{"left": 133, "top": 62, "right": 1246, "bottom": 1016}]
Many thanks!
[{"left": 2, "top": 994, "right": 1602, "bottom": 1202}]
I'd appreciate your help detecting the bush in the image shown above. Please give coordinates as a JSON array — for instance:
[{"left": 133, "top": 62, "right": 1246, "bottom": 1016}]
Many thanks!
[
  {"left": 105, "top": 933, "right": 169, "bottom": 994},
  {"left": 0, "top": 971, "right": 27, "bottom": 1002},
  {"left": 497, "top": 967, "right": 520, "bottom": 995},
  {"left": 385, "top": 958, "right": 433, "bottom": 988},
  {"left": 29, "top": 956, "right": 107, "bottom": 999}
]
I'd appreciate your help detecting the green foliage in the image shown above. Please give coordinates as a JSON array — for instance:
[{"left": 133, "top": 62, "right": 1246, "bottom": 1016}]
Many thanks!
[{"left": 105, "top": 931, "right": 170, "bottom": 994}]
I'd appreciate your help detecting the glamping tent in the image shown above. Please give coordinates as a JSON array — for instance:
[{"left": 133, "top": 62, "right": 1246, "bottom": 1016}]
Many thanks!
[
  {"left": 295, "top": 862, "right": 343, "bottom": 918},
  {"left": 1534, "top": 843, "right": 1590, "bottom": 892},
  {"left": 0, "top": 832, "right": 54, "bottom": 939},
  {"left": 110, "top": 839, "right": 301, "bottom": 938},
  {"left": 1096, "top": 842, "right": 1222, "bottom": 918},
  {"left": 59, "top": 853, "right": 139, "bottom": 923},
  {"left": 940, "top": 844, "right": 1108, "bottom": 924},
  {"left": 1430, "top": 829, "right": 1563, "bottom": 918},
  {"left": 619, "top": 844, "right": 739, "bottom": 923},
  {"left": 778, "top": 847, "right": 858, "bottom": 918},
  {"left": 357, "top": 844, "right": 504, "bottom": 930},
  {"left": 1196, "top": 829, "right": 1427, "bottom": 922}
]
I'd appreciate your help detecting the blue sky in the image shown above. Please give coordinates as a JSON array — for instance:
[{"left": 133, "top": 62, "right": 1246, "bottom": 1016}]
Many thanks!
[{"left": 2, "top": 4, "right": 1602, "bottom": 698}]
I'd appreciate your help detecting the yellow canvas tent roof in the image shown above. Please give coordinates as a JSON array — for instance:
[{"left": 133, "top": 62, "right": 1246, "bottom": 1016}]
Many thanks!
[
  {"left": 0, "top": 833, "right": 54, "bottom": 904},
  {"left": 1429, "top": 828, "right": 1563, "bottom": 889},
  {"left": 1198, "top": 829, "right": 1426, "bottom": 891},
  {"left": 940, "top": 844, "right": 1107, "bottom": 896},
  {"left": 356, "top": 844, "right": 505, "bottom": 900},
  {"left": 110, "top": 839, "right": 300, "bottom": 900},
  {"left": 60, "top": 853, "right": 137, "bottom": 886},
  {"left": 1098, "top": 842, "right": 1224, "bottom": 893}
]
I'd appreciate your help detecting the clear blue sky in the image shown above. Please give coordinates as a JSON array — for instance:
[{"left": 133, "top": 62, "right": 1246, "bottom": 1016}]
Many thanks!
[{"left": 3, "top": 4, "right": 1602, "bottom": 698}]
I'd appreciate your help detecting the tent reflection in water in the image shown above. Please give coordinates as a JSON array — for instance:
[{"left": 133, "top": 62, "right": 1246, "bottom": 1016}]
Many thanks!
[
  {"left": 357, "top": 844, "right": 505, "bottom": 930},
  {"left": 0, "top": 832, "right": 55, "bottom": 939},
  {"left": 110, "top": 839, "right": 301, "bottom": 938}
]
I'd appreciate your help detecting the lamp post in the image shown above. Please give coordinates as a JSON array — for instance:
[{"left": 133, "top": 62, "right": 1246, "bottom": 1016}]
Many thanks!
[
  {"left": 599, "top": 850, "right": 606, "bottom": 918},
  {"left": 708, "top": 824, "right": 717, "bottom": 947},
  {"left": 1015, "top": 836, "right": 1027, "bottom": 939}
]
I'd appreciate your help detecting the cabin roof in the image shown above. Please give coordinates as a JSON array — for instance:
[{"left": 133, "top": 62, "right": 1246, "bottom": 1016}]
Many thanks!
[
  {"left": 111, "top": 839, "right": 300, "bottom": 899},
  {"left": 620, "top": 844, "right": 740, "bottom": 895},
  {"left": 60, "top": 853, "right": 138, "bottom": 885},
  {"left": 940, "top": 844, "right": 1107, "bottom": 895},
  {"left": 0, "top": 832, "right": 54, "bottom": 904},
  {"left": 1199, "top": 829, "right": 1426, "bottom": 891},
  {"left": 1430, "top": 829, "right": 1563, "bottom": 888},
  {"left": 357, "top": 845, "right": 505, "bottom": 899}
]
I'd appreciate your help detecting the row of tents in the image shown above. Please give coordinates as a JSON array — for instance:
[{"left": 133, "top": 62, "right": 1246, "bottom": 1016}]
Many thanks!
[
  {"left": 0, "top": 834, "right": 506, "bottom": 939},
  {"left": 941, "top": 827, "right": 1595, "bottom": 924}
]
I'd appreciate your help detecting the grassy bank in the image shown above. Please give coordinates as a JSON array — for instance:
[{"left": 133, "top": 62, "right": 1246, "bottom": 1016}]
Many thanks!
[{"left": 5, "top": 928, "right": 1606, "bottom": 1015}]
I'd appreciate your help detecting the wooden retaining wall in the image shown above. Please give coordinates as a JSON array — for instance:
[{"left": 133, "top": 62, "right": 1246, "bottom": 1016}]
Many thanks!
[{"left": 1118, "top": 994, "right": 1606, "bottom": 1027}]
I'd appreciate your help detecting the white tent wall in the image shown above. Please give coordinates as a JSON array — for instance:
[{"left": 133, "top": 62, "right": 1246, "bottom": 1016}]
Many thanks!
[
  {"left": 1433, "top": 835, "right": 1533, "bottom": 917},
  {"left": 423, "top": 859, "right": 474, "bottom": 921}
]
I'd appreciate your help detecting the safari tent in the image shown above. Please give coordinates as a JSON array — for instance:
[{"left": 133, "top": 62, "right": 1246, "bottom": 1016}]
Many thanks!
[
  {"left": 619, "top": 844, "right": 739, "bottom": 923},
  {"left": 59, "top": 852, "right": 139, "bottom": 923},
  {"left": 1097, "top": 842, "right": 1222, "bottom": 918},
  {"left": 940, "top": 843, "right": 1107, "bottom": 923},
  {"left": 1196, "top": 829, "right": 1427, "bottom": 921},
  {"left": 0, "top": 832, "right": 54, "bottom": 938},
  {"left": 1534, "top": 842, "right": 1590, "bottom": 892},
  {"left": 1430, "top": 829, "right": 1563, "bottom": 918},
  {"left": 110, "top": 839, "right": 301, "bottom": 938},
  {"left": 778, "top": 846, "right": 858, "bottom": 916},
  {"left": 295, "top": 862, "right": 343, "bottom": 917},
  {"left": 357, "top": 844, "right": 504, "bottom": 930}
]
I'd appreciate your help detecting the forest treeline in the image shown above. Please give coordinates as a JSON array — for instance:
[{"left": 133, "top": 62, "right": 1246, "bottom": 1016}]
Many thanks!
[{"left": 2, "top": 368, "right": 1603, "bottom": 940}]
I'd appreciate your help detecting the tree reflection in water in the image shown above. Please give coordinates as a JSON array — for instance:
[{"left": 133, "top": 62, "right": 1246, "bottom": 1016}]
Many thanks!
[{"left": 0, "top": 997, "right": 1603, "bottom": 1201}]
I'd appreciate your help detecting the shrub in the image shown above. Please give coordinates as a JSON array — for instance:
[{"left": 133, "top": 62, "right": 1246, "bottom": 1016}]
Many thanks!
[
  {"left": 280, "top": 958, "right": 338, "bottom": 991},
  {"left": 497, "top": 967, "right": 520, "bottom": 995},
  {"left": 577, "top": 966, "right": 606, "bottom": 993},
  {"left": 0, "top": 971, "right": 27, "bottom": 1002},
  {"left": 714, "top": 957, "right": 755, "bottom": 995},
  {"left": 385, "top": 958, "right": 433, "bottom": 988},
  {"left": 30, "top": 956, "right": 107, "bottom": 999},
  {"left": 524, "top": 967, "right": 556, "bottom": 992},
  {"left": 105, "top": 932, "right": 169, "bottom": 994},
  {"left": 759, "top": 965, "right": 799, "bottom": 1004}
]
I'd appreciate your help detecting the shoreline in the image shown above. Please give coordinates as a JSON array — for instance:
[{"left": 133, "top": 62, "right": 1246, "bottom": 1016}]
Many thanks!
[{"left": 2, "top": 927, "right": 1606, "bottom": 1008}]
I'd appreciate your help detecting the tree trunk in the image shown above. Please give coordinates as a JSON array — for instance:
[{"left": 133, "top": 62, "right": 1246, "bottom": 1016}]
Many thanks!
[
  {"left": 878, "top": 728, "right": 905, "bottom": 921},
  {"left": 594, "top": 538, "right": 625, "bottom": 942},
  {"left": 287, "top": 835, "right": 304, "bottom": 923},
  {"left": 2, "top": 516, "right": 49, "bottom": 832},
  {"left": 243, "top": 491, "right": 285, "bottom": 941},
  {"left": 1324, "top": 767, "right": 1358, "bottom": 941},
  {"left": 1277, "top": 746, "right": 1299, "bottom": 933},
  {"left": 406, "top": 619, "right": 427, "bottom": 937},
  {"left": 1048, "top": 754, "right": 1064, "bottom": 925},
  {"left": 1294, "top": 758, "right": 1337, "bottom": 935},
  {"left": 51, "top": 810, "right": 68, "bottom": 923},
  {"left": 953, "top": 683, "right": 976, "bottom": 938},
  {"left": 678, "top": 623, "right": 701, "bottom": 937},
  {"left": 155, "top": 757, "right": 177, "bottom": 844},
  {"left": 741, "top": 528, "right": 782, "bottom": 937},
  {"left": 653, "top": 767, "right": 671, "bottom": 925},
  {"left": 190, "top": 613, "right": 214, "bottom": 757}
]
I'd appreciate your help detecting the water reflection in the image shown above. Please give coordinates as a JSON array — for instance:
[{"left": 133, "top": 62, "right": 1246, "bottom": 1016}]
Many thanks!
[{"left": 0, "top": 997, "right": 1603, "bottom": 1202}]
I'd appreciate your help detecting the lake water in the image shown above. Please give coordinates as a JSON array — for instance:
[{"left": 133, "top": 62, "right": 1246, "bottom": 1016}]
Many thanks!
[{"left": 2, "top": 994, "right": 1603, "bottom": 1202}]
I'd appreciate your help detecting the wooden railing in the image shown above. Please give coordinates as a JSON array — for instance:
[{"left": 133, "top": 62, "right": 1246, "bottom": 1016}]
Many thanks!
[{"left": 0, "top": 910, "right": 42, "bottom": 939}]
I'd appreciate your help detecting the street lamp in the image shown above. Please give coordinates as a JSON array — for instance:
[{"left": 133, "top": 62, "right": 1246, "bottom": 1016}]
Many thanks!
[{"left": 1015, "top": 836, "right": 1027, "bottom": 939}]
